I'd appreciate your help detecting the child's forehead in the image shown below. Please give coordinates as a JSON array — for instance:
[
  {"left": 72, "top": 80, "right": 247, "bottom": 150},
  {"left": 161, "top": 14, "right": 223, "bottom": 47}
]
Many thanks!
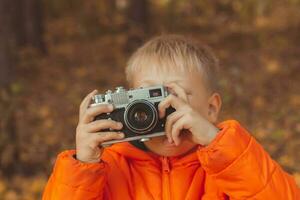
[
  {"left": 131, "top": 68, "right": 204, "bottom": 91},
  {"left": 132, "top": 68, "right": 188, "bottom": 83}
]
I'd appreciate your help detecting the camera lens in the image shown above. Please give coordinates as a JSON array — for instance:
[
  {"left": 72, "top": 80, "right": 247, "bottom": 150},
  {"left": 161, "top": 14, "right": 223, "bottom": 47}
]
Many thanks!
[
  {"left": 124, "top": 100, "right": 158, "bottom": 134},
  {"left": 134, "top": 110, "right": 148, "bottom": 123}
]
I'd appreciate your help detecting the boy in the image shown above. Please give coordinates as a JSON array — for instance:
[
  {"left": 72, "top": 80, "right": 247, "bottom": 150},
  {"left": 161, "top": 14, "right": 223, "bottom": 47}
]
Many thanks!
[{"left": 42, "top": 35, "right": 300, "bottom": 199}]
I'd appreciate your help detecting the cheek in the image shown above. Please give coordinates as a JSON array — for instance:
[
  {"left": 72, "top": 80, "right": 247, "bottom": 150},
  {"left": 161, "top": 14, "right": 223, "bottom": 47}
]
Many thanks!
[
  {"left": 188, "top": 95, "right": 208, "bottom": 115},
  {"left": 144, "top": 136, "right": 164, "bottom": 146}
]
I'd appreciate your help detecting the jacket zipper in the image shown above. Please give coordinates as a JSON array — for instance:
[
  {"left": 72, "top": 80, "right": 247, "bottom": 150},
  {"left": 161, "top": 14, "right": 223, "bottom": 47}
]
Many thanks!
[{"left": 162, "top": 156, "right": 171, "bottom": 200}]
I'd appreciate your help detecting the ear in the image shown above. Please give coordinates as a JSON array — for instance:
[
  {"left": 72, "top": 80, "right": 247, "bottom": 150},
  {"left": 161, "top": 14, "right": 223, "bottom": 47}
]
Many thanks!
[{"left": 207, "top": 92, "right": 222, "bottom": 123}]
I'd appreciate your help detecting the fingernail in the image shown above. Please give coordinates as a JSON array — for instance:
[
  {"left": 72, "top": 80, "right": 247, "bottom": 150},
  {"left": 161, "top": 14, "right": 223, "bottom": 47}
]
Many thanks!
[
  {"left": 118, "top": 122, "right": 123, "bottom": 128},
  {"left": 118, "top": 132, "right": 124, "bottom": 137},
  {"left": 108, "top": 104, "right": 113, "bottom": 109},
  {"left": 159, "top": 111, "right": 164, "bottom": 119}
]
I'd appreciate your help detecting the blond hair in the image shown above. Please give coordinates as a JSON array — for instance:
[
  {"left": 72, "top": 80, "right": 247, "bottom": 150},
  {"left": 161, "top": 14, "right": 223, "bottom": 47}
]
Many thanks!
[{"left": 125, "top": 34, "right": 219, "bottom": 91}]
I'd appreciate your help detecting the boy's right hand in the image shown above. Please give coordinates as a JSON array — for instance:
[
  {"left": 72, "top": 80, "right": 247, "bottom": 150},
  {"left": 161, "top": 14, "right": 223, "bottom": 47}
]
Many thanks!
[{"left": 75, "top": 90, "right": 124, "bottom": 163}]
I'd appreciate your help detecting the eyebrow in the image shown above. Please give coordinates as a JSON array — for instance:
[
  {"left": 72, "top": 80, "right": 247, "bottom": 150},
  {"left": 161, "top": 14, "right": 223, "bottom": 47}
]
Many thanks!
[
  {"left": 141, "top": 79, "right": 184, "bottom": 84},
  {"left": 140, "top": 79, "right": 192, "bottom": 94}
]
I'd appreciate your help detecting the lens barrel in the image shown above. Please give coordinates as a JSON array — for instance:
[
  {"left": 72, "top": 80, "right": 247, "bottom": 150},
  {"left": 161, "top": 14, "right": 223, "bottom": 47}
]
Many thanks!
[{"left": 124, "top": 100, "right": 158, "bottom": 134}]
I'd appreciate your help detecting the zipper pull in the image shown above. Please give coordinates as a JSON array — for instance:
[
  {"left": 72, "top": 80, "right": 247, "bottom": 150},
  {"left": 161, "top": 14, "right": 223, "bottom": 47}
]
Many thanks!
[{"left": 162, "top": 156, "right": 170, "bottom": 173}]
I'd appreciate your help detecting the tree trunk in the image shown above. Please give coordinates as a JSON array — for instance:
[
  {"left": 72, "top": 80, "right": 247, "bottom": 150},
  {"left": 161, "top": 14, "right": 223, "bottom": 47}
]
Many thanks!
[
  {"left": 125, "top": 0, "right": 149, "bottom": 52},
  {"left": 0, "top": 0, "right": 19, "bottom": 176},
  {"left": 128, "top": 0, "right": 149, "bottom": 28},
  {"left": 18, "top": 0, "right": 46, "bottom": 52},
  {"left": 0, "top": 0, "right": 17, "bottom": 85}
]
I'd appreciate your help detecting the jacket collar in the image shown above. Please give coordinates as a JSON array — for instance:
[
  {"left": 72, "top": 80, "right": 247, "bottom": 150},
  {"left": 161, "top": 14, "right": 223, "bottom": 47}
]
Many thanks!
[
  {"left": 104, "top": 121, "right": 229, "bottom": 168},
  {"left": 106, "top": 141, "right": 200, "bottom": 169}
]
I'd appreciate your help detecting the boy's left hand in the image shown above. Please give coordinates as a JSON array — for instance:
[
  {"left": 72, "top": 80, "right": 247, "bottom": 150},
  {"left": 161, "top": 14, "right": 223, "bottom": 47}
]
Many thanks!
[{"left": 158, "top": 83, "right": 220, "bottom": 146}]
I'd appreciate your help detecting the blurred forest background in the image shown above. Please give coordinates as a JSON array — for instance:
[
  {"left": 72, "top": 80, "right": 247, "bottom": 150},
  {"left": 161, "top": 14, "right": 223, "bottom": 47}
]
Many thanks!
[{"left": 0, "top": 0, "right": 300, "bottom": 199}]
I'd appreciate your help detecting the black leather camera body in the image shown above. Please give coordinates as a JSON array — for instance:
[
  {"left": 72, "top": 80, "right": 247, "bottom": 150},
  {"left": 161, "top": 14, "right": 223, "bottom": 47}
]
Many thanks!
[{"left": 89, "top": 85, "right": 175, "bottom": 147}]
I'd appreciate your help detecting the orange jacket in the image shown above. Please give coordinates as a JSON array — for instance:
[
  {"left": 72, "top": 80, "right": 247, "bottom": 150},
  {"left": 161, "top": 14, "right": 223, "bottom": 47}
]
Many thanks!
[{"left": 42, "top": 120, "right": 300, "bottom": 199}]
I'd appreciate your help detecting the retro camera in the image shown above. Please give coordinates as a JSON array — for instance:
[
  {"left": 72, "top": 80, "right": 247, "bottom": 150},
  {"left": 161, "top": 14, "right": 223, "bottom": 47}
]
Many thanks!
[{"left": 89, "top": 85, "right": 175, "bottom": 147}]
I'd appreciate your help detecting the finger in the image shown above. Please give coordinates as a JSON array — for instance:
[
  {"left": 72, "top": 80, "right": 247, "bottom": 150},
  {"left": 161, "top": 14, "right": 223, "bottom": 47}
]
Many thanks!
[
  {"left": 86, "top": 119, "right": 122, "bottom": 132},
  {"left": 81, "top": 103, "right": 113, "bottom": 124},
  {"left": 165, "top": 111, "right": 184, "bottom": 143},
  {"left": 79, "top": 90, "right": 98, "bottom": 115},
  {"left": 158, "top": 94, "right": 185, "bottom": 118},
  {"left": 171, "top": 115, "right": 188, "bottom": 146},
  {"left": 165, "top": 82, "right": 188, "bottom": 102},
  {"left": 91, "top": 131, "right": 125, "bottom": 147}
]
